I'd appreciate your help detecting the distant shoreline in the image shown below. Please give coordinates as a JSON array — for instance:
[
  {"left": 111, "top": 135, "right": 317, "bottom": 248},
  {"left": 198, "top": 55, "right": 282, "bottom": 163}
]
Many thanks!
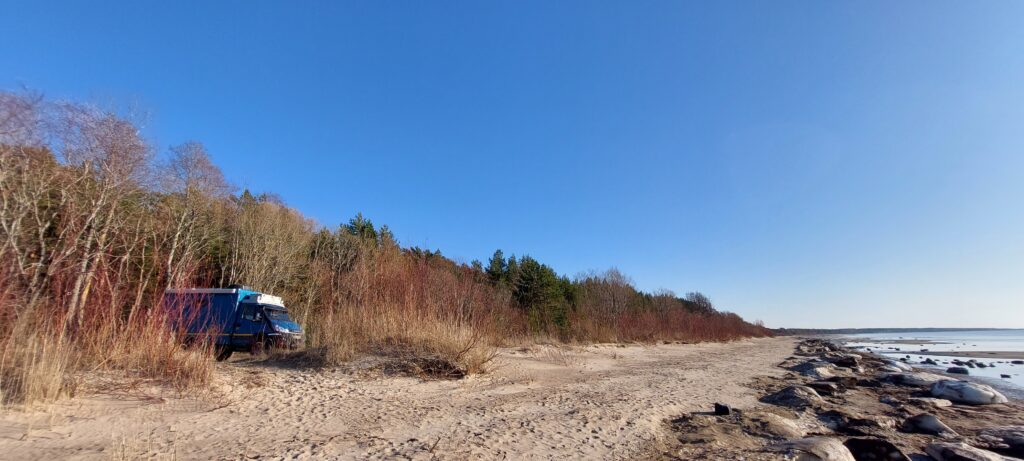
[
  {"left": 775, "top": 327, "right": 1021, "bottom": 335},
  {"left": 897, "top": 350, "right": 1024, "bottom": 360}
]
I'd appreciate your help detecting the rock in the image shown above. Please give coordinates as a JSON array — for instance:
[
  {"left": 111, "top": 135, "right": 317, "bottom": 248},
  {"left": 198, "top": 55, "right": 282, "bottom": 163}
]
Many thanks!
[
  {"left": 743, "top": 411, "right": 805, "bottom": 439},
  {"left": 966, "top": 362, "right": 977, "bottom": 368},
  {"left": 908, "top": 397, "right": 953, "bottom": 408},
  {"left": 947, "top": 366, "right": 970, "bottom": 375},
  {"left": 1001, "top": 374, "right": 1011, "bottom": 379},
  {"left": 832, "top": 355, "right": 860, "bottom": 369},
  {"left": 976, "top": 426, "right": 1024, "bottom": 458},
  {"left": 807, "top": 381, "right": 842, "bottom": 396},
  {"left": 931, "top": 380, "right": 1008, "bottom": 405},
  {"left": 953, "top": 359, "right": 967, "bottom": 366},
  {"left": 926, "top": 442, "right": 1017, "bottom": 461},
  {"left": 884, "top": 360, "right": 912, "bottom": 372},
  {"left": 791, "top": 360, "right": 838, "bottom": 379},
  {"left": 713, "top": 402, "right": 732, "bottom": 416},
  {"left": 763, "top": 385, "right": 824, "bottom": 408},
  {"left": 777, "top": 437, "right": 855, "bottom": 461},
  {"left": 923, "top": 358, "right": 938, "bottom": 365},
  {"left": 843, "top": 438, "right": 910, "bottom": 461},
  {"left": 879, "top": 395, "right": 901, "bottom": 406},
  {"left": 1012, "top": 360, "right": 1023, "bottom": 365},
  {"left": 885, "top": 372, "right": 947, "bottom": 387},
  {"left": 879, "top": 365, "right": 903, "bottom": 373},
  {"left": 826, "top": 376, "right": 859, "bottom": 388},
  {"left": 902, "top": 413, "right": 958, "bottom": 438},
  {"left": 977, "top": 362, "right": 989, "bottom": 368},
  {"left": 818, "top": 409, "right": 896, "bottom": 436}
]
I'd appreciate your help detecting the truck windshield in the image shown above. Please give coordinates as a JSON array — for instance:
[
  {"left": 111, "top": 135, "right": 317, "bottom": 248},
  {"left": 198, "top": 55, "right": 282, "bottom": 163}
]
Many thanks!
[{"left": 263, "top": 308, "right": 291, "bottom": 320}]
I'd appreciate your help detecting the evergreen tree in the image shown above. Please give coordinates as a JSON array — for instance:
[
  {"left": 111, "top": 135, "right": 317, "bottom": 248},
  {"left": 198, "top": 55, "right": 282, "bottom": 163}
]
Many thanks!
[
  {"left": 486, "top": 249, "right": 506, "bottom": 284},
  {"left": 343, "top": 212, "right": 378, "bottom": 242}
]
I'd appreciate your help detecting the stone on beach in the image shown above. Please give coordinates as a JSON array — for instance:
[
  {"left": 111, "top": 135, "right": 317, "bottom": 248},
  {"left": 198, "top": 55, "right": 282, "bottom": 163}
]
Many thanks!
[
  {"left": 791, "top": 360, "right": 837, "bottom": 379},
  {"left": 843, "top": 438, "right": 910, "bottom": 461},
  {"left": 884, "top": 371, "right": 947, "bottom": 387},
  {"left": 902, "top": 413, "right": 958, "bottom": 438},
  {"left": 777, "top": 437, "right": 856, "bottom": 461},
  {"left": 907, "top": 397, "right": 953, "bottom": 408},
  {"left": 947, "top": 366, "right": 970, "bottom": 375},
  {"left": 743, "top": 411, "right": 805, "bottom": 439},
  {"left": 883, "top": 360, "right": 913, "bottom": 372},
  {"left": 926, "top": 442, "right": 1017, "bottom": 461},
  {"left": 930, "top": 380, "right": 1008, "bottom": 405},
  {"left": 976, "top": 426, "right": 1024, "bottom": 458},
  {"left": 762, "top": 385, "right": 824, "bottom": 408}
]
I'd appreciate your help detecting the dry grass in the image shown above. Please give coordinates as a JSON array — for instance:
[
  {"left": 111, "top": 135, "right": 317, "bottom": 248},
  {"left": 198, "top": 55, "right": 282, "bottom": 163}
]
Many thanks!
[
  {"left": 0, "top": 289, "right": 214, "bottom": 409},
  {"left": 297, "top": 247, "right": 513, "bottom": 376}
]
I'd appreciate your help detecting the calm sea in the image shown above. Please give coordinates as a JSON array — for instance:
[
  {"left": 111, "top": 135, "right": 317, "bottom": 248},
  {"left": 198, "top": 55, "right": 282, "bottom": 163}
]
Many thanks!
[{"left": 842, "top": 329, "right": 1024, "bottom": 399}]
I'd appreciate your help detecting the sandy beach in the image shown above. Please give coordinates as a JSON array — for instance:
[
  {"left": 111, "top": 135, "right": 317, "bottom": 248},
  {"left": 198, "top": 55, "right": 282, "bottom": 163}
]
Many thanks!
[{"left": 0, "top": 337, "right": 795, "bottom": 460}]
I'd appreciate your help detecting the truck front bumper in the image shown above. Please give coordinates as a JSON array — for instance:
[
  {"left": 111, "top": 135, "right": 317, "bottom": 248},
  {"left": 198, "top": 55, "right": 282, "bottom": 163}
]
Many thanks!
[{"left": 268, "top": 333, "right": 305, "bottom": 350}]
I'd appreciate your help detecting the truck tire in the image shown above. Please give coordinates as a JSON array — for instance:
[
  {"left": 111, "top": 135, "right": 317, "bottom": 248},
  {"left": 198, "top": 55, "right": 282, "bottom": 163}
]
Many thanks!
[
  {"left": 215, "top": 347, "right": 233, "bottom": 361},
  {"left": 250, "top": 337, "right": 273, "bottom": 356}
]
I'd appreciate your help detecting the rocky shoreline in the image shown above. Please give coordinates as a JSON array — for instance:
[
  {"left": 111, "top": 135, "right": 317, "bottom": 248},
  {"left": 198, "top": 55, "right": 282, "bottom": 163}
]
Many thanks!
[{"left": 660, "top": 338, "right": 1024, "bottom": 460}]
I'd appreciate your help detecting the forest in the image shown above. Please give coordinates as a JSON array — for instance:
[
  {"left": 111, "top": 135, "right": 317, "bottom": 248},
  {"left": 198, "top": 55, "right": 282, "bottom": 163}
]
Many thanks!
[{"left": 0, "top": 90, "right": 770, "bottom": 406}]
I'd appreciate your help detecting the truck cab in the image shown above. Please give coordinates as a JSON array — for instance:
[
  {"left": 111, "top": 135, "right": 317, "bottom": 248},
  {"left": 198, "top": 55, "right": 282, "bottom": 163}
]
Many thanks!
[{"left": 164, "top": 287, "right": 304, "bottom": 361}]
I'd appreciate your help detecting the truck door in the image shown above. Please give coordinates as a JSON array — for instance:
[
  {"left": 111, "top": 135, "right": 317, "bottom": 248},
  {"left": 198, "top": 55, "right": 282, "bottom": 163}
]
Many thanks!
[{"left": 231, "top": 303, "right": 265, "bottom": 348}]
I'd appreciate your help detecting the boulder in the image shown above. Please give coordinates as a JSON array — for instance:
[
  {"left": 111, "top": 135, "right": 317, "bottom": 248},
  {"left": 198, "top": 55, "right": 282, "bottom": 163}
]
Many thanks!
[
  {"left": 976, "top": 426, "right": 1024, "bottom": 458},
  {"left": 1011, "top": 360, "right": 1023, "bottom": 365},
  {"left": 885, "top": 360, "right": 912, "bottom": 371},
  {"left": 818, "top": 409, "right": 896, "bottom": 436},
  {"left": 807, "top": 381, "right": 842, "bottom": 396},
  {"left": 843, "top": 438, "right": 910, "bottom": 461},
  {"left": 885, "top": 372, "right": 947, "bottom": 387},
  {"left": 763, "top": 385, "right": 824, "bottom": 408},
  {"left": 742, "top": 411, "right": 805, "bottom": 439},
  {"left": 926, "top": 442, "right": 1017, "bottom": 461},
  {"left": 826, "top": 376, "right": 859, "bottom": 388},
  {"left": 713, "top": 402, "right": 732, "bottom": 416},
  {"left": 791, "top": 360, "right": 838, "bottom": 379},
  {"left": 931, "top": 380, "right": 1008, "bottom": 405},
  {"left": 947, "top": 366, "right": 970, "bottom": 375},
  {"left": 902, "top": 413, "right": 958, "bottom": 438},
  {"left": 879, "top": 365, "right": 903, "bottom": 373},
  {"left": 977, "top": 362, "right": 989, "bottom": 368},
  {"left": 777, "top": 437, "right": 855, "bottom": 461},
  {"left": 1001, "top": 374, "right": 1011, "bottom": 379},
  {"left": 831, "top": 355, "right": 861, "bottom": 369},
  {"left": 907, "top": 397, "right": 953, "bottom": 408},
  {"left": 923, "top": 358, "right": 938, "bottom": 365}
]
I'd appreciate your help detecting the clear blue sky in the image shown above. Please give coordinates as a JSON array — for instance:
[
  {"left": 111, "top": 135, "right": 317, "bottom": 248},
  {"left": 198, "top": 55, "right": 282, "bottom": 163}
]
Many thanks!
[{"left": 3, "top": 1, "right": 1023, "bottom": 328}]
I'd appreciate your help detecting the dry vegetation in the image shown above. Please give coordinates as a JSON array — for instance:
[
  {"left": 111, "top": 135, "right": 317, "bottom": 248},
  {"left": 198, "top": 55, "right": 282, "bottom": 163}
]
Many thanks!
[{"left": 0, "top": 90, "right": 770, "bottom": 409}]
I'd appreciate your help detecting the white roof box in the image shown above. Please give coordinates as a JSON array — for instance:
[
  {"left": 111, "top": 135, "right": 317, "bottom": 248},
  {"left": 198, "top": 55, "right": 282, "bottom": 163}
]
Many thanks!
[{"left": 249, "top": 293, "right": 285, "bottom": 307}]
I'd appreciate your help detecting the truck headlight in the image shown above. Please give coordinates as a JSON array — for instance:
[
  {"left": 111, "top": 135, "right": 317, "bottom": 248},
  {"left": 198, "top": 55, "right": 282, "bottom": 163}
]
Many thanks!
[{"left": 273, "top": 325, "right": 288, "bottom": 333}]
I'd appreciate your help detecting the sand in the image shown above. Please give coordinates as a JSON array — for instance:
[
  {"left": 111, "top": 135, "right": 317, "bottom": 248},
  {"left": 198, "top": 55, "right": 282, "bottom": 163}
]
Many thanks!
[{"left": 0, "top": 337, "right": 794, "bottom": 460}]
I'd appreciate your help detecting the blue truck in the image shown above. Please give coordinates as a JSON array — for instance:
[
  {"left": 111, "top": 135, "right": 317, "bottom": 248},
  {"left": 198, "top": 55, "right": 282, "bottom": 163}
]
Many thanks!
[{"left": 164, "top": 287, "right": 304, "bottom": 361}]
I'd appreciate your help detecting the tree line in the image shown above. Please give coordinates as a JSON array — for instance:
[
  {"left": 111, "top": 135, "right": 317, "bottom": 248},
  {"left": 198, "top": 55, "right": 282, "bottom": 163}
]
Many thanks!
[{"left": 0, "top": 90, "right": 769, "bottom": 403}]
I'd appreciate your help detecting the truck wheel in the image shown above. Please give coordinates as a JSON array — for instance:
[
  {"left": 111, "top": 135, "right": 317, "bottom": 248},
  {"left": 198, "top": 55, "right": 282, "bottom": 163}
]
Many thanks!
[
  {"left": 215, "top": 347, "right": 233, "bottom": 361},
  {"left": 250, "top": 337, "right": 273, "bottom": 356}
]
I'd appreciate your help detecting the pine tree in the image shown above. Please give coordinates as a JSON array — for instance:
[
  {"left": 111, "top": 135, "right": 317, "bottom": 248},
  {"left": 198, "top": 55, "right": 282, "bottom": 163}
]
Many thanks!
[{"left": 486, "top": 249, "right": 506, "bottom": 284}]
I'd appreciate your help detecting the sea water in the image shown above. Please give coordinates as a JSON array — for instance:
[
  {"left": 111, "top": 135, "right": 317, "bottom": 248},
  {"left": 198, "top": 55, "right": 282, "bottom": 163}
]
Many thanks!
[{"left": 842, "top": 329, "right": 1024, "bottom": 399}]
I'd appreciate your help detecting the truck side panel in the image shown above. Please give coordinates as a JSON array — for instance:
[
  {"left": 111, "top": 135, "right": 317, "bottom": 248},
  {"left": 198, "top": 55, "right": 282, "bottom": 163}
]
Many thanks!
[{"left": 165, "top": 291, "right": 240, "bottom": 346}]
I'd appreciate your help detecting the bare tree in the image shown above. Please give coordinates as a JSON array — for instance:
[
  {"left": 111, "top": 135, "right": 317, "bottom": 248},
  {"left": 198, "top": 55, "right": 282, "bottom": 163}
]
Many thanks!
[{"left": 159, "top": 141, "right": 230, "bottom": 287}]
